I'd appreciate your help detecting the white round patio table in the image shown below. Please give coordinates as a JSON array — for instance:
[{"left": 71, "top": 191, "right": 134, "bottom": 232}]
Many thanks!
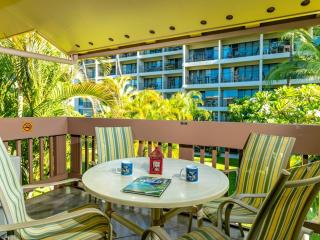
[{"left": 82, "top": 157, "right": 229, "bottom": 234}]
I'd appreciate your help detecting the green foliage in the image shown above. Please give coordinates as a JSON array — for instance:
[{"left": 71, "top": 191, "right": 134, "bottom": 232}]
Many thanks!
[
  {"left": 0, "top": 32, "right": 113, "bottom": 117},
  {"left": 98, "top": 76, "right": 210, "bottom": 121},
  {"left": 229, "top": 84, "right": 320, "bottom": 124},
  {"left": 267, "top": 27, "right": 320, "bottom": 83}
]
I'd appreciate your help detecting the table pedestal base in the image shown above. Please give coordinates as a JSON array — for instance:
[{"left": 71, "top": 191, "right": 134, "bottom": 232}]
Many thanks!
[{"left": 106, "top": 205, "right": 198, "bottom": 236}]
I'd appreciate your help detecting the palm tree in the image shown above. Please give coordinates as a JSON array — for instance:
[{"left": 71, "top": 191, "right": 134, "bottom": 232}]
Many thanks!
[
  {"left": 93, "top": 76, "right": 137, "bottom": 118},
  {"left": 125, "top": 90, "right": 168, "bottom": 120},
  {"left": 168, "top": 91, "right": 209, "bottom": 120},
  {"left": 0, "top": 32, "right": 114, "bottom": 117},
  {"left": 268, "top": 27, "right": 320, "bottom": 85}
]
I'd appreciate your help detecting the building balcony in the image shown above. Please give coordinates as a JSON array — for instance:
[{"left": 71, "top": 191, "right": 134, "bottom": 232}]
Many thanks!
[
  {"left": 143, "top": 66, "right": 163, "bottom": 73},
  {"left": 140, "top": 49, "right": 163, "bottom": 57},
  {"left": 221, "top": 98, "right": 233, "bottom": 107},
  {"left": 164, "top": 46, "right": 183, "bottom": 52},
  {"left": 203, "top": 98, "right": 219, "bottom": 107},
  {"left": 140, "top": 82, "right": 162, "bottom": 90},
  {"left": 119, "top": 52, "right": 137, "bottom": 58},
  {"left": 164, "top": 64, "right": 182, "bottom": 71},
  {"left": 122, "top": 69, "right": 137, "bottom": 75},
  {"left": 186, "top": 76, "right": 219, "bottom": 85},
  {"left": 187, "top": 54, "right": 216, "bottom": 62},
  {"left": 166, "top": 82, "right": 182, "bottom": 89}
]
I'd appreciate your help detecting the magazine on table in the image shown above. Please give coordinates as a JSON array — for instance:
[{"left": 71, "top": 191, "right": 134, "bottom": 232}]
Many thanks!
[{"left": 122, "top": 176, "right": 171, "bottom": 197}]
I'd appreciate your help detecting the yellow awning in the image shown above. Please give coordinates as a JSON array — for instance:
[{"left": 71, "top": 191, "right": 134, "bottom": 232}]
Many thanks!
[{"left": 0, "top": 0, "right": 320, "bottom": 57}]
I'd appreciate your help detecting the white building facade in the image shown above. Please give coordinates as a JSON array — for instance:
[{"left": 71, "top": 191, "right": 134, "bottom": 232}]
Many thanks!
[{"left": 76, "top": 31, "right": 314, "bottom": 121}]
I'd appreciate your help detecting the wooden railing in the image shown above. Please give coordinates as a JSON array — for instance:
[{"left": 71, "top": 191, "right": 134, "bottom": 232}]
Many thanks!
[
  {"left": 1, "top": 117, "right": 319, "bottom": 182},
  {"left": 1, "top": 117, "right": 320, "bottom": 231}
]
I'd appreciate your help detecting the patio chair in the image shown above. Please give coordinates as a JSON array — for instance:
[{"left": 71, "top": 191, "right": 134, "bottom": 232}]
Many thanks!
[
  {"left": 0, "top": 138, "right": 112, "bottom": 240},
  {"left": 142, "top": 160, "right": 320, "bottom": 240},
  {"left": 198, "top": 133, "right": 296, "bottom": 235},
  {"left": 95, "top": 126, "right": 135, "bottom": 164}
]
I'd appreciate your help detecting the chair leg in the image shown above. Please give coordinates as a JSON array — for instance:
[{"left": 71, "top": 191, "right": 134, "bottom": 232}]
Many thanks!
[
  {"left": 238, "top": 223, "right": 245, "bottom": 237},
  {"left": 196, "top": 205, "right": 204, "bottom": 228},
  {"left": 188, "top": 212, "right": 193, "bottom": 232}
]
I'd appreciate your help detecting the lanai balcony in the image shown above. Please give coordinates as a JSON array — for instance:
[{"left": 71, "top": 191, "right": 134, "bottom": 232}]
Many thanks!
[{"left": 1, "top": 1, "right": 320, "bottom": 239}]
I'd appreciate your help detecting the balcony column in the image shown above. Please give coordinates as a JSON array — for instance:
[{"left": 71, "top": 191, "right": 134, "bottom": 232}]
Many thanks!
[
  {"left": 182, "top": 45, "right": 189, "bottom": 89},
  {"left": 217, "top": 39, "right": 222, "bottom": 122},
  {"left": 137, "top": 51, "right": 142, "bottom": 90},
  {"left": 162, "top": 54, "right": 166, "bottom": 90},
  {"left": 95, "top": 60, "right": 99, "bottom": 82},
  {"left": 259, "top": 34, "right": 264, "bottom": 91}
]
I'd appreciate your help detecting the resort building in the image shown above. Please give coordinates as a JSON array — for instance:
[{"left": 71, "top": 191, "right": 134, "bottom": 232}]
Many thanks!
[{"left": 76, "top": 31, "right": 317, "bottom": 120}]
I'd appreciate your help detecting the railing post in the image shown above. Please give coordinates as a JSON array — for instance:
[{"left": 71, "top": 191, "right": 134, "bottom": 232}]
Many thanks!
[
  {"left": 179, "top": 144, "right": 194, "bottom": 161},
  {"left": 53, "top": 135, "right": 67, "bottom": 178},
  {"left": 70, "top": 135, "right": 82, "bottom": 178}
]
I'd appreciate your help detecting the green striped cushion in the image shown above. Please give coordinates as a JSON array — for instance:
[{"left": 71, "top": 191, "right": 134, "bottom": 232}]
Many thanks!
[
  {"left": 254, "top": 161, "right": 320, "bottom": 240},
  {"left": 0, "top": 138, "right": 28, "bottom": 225},
  {"left": 20, "top": 209, "right": 108, "bottom": 239},
  {"left": 203, "top": 133, "right": 295, "bottom": 224},
  {"left": 95, "top": 127, "right": 135, "bottom": 163},
  {"left": 202, "top": 197, "right": 256, "bottom": 225},
  {"left": 178, "top": 227, "right": 227, "bottom": 240},
  {"left": 237, "top": 133, "right": 295, "bottom": 196}
]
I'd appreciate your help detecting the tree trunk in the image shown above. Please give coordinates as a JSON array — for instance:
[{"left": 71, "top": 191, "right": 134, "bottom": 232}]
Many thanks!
[{"left": 17, "top": 85, "right": 23, "bottom": 117}]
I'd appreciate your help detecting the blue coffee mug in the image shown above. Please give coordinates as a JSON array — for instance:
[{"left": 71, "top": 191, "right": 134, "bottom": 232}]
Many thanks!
[
  {"left": 180, "top": 164, "right": 198, "bottom": 182},
  {"left": 119, "top": 160, "right": 133, "bottom": 176}
]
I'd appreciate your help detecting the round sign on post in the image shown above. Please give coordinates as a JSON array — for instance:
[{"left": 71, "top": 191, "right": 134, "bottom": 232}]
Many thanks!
[{"left": 22, "top": 122, "right": 32, "bottom": 132}]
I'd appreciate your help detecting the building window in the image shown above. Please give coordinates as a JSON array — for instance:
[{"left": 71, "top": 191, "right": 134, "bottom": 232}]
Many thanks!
[
  {"left": 263, "top": 63, "right": 279, "bottom": 80},
  {"left": 238, "top": 89, "right": 258, "bottom": 98},
  {"left": 222, "top": 40, "right": 260, "bottom": 59},
  {"left": 222, "top": 68, "right": 232, "bottom": 82},
  {"left": 143, "top": 77, "right": 162, "bottom": 90},
  {"left": 141, "top": 48, "right": 162, "bottom": 55},
  {"left": 109, "top": 66, "right": 116, "bottom": 75},
  {"left": 220, "top": 112, "right": 231, "bottom": 122},
  {"left": 84, "top": 59, "right": 95, "bottom": 64},
  {"left": 188, "top": 47, "right": 218, "bottom": 62},
  {"left": 122, "top": 63, "right": 137, "bottom": 74},
  {"left": 188, "top": 69, "right": 219, "bottom": 84},
  {"left": 263, "top": 38, "right": 291, "bottom": 54},
  {"left": 165, "top": 58, "right": 182, "bottom": 70},
  {"left": 164, "top": 46, "right": 182, "bottom": 52},
  {"left": 126, "top": 79, "right": 137, "bottom": 89},
  {"left": 86, "top": 67, "right": 96, "bottom": 79},
  {"left": 119, "top": 52, "right": 137, "bottom": 58},
  {"left": 144, "top": 60, "right": 163, "bottom": 72},
  {"left": 222, "top": 89, "right": 238, "bottom": 107},
  {"left": 202, "top": 90, "right": 219, "bottom": 107},
  {"left": 167, "top": 76, "right": 182, "bottom": 89}
]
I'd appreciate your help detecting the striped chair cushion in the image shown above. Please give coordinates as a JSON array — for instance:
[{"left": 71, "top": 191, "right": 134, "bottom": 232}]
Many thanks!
[
  {"left": 202, "top": 197, "right": 256, "bottom": 224},
  {"left": 177, "top": 227, "right": 227, "bottom": 240},
  {"left": 20, "top": 209, "right": 108, "bottom": 240},
  {"left": 0, "top": 138, "right": 28, "bottom": 224},
  {"left": 203, "top": 133, "right": 295, "bottom": 224},
  {"left": 236, "top": 133, "right": 295, "bottom": 195},
  {"left": 95, "top": 127, "right": 135, "bottom": 163},
  {"left": 253, "top": 161, "right": 320, "bottom": 240}
]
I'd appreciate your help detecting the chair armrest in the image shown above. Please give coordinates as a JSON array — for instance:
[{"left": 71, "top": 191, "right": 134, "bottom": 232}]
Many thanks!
[
  {"left": 223, "top": 169, "right": 238, "bottom": 175},
  {"left": 22, "top": 178, "right": 81, "bottom": 190},
  {"left": 217, "top": 198, "right": 259, "bottom": 235},
  {"left": 301, "top": 226, "right": 313, "bottom": 235},
  {"left": 142, "top": 226, "right": 172, "bottom": 240},
  {"left": 235, "top": 193, "right": 267, "bottom": 200}
]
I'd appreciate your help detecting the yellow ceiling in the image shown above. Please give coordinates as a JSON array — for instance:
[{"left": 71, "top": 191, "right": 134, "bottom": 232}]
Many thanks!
[{"left": 0, "top": 0, "right": 320, "bottom": 55}]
